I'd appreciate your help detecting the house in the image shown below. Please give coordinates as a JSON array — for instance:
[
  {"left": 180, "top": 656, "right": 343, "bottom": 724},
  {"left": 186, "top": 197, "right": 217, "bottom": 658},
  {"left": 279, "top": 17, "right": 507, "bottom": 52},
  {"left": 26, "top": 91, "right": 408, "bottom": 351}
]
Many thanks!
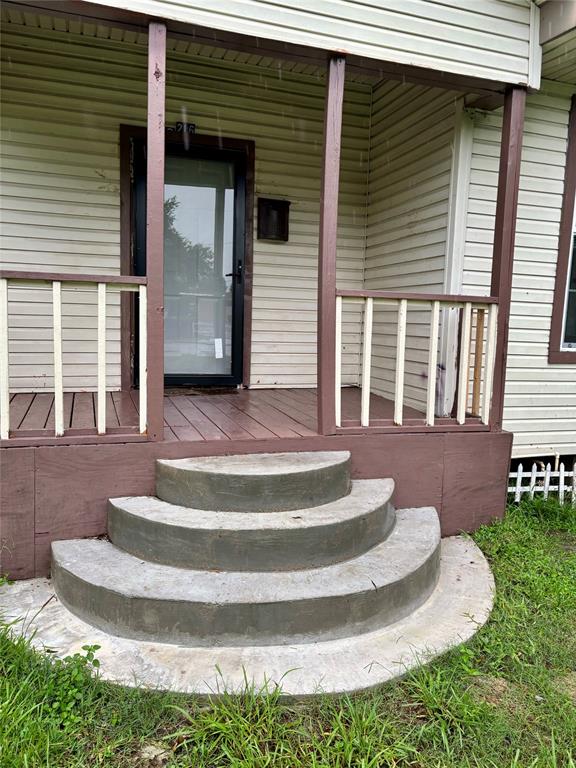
[
  {"left": 0, "top": 0, "right": 573, "bottom": 695},
  {"left": 464, "top": 7, "right": 576, "bottom": 461}
]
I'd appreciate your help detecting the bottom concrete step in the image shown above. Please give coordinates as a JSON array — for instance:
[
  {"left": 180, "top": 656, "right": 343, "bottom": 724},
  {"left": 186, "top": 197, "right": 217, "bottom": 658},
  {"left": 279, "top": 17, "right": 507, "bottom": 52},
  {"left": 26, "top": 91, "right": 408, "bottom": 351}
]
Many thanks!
[
  {"left": 51, "top": 508, "right": 440, "bottom": 647},
  {"left": 0, "top": 538, "right": 494, "bottom": 697}
]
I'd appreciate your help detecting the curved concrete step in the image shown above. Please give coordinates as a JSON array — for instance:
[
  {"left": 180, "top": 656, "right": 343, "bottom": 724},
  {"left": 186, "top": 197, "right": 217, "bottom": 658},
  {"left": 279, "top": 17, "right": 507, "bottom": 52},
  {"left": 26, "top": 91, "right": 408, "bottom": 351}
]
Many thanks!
[
  {"left": 3, "top": 538, "right": 494, "bottom": 697},
  {"left": 52, "top": 507, "right": 440, "bottom": 647},
  {"left": 108, "top": 479, "right": 395, "bottom": 572},
  {"left": 155, "top": 451, "right": 351, "bottom": 512}
]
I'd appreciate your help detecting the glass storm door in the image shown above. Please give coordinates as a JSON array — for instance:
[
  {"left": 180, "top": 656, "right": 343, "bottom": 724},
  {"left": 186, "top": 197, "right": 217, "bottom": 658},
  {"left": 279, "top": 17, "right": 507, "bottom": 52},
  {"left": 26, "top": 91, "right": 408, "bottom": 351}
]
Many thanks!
[{"left": 133, "top": 142, "right": 246, "bottom": 386}]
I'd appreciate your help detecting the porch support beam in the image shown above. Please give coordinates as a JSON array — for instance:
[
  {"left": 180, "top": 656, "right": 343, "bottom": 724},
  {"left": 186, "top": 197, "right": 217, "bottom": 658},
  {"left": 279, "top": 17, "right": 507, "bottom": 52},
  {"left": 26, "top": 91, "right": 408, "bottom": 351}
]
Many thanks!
[
  {"left": 317, "top": 54, "right": 345, "bottom": 436},
  {"left": 145, "top": 22, "right": 166, "bottom": 441},
  {"left": 489, "top": 86, "right": 526, "bottom": 430}
]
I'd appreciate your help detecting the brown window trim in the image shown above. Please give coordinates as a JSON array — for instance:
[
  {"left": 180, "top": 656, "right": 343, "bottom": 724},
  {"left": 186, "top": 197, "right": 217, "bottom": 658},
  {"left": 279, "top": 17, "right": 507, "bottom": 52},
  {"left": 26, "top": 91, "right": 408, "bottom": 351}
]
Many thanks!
[{"left": 549, "top": 94, "right": 576, "bottom": 364}]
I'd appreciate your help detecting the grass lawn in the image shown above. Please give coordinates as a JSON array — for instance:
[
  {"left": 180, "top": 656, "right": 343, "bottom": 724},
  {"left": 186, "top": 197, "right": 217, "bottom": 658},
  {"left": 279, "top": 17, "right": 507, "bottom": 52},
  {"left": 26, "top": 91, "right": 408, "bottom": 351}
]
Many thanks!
[{"left": 1, "top": 498, "right": 575, "bottom": 767}]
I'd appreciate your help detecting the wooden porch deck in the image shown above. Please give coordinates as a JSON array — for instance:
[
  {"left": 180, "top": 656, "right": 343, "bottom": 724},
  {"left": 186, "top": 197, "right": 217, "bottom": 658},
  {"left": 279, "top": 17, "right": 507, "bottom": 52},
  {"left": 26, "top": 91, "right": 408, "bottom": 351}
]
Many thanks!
[
  {"left": 1, "top": 386, "right": 511, "bottom": 580},
  {"left": 5, "top": 388, "right": 424, "bottom": 443}
]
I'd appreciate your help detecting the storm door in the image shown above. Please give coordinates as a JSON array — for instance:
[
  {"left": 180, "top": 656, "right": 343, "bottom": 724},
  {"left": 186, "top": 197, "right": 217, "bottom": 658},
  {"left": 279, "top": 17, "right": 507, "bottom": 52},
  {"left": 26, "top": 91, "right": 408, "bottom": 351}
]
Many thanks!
[{"left": 133, "top": 140, "right": 246, "bottom": 385}]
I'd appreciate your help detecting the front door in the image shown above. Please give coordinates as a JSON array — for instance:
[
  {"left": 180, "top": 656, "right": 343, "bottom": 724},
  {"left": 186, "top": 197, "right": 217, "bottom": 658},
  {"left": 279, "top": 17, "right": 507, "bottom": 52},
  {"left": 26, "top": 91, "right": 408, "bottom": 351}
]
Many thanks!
[{"left": 132, "top": 138, "right": 246, "bottom": 386}]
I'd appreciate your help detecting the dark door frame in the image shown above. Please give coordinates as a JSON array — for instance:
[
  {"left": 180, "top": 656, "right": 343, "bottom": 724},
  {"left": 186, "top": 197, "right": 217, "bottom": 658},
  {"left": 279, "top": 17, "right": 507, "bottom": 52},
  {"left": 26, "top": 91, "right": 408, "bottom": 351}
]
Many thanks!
[{"left": 119, "top": 124, "right": 255, "bottom": 389}]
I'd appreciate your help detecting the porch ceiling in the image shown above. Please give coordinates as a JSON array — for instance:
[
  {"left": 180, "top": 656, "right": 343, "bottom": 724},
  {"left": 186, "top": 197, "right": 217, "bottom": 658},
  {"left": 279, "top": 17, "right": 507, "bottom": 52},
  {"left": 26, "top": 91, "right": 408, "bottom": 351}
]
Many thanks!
[
  {"left": 542, "top": 28, "right": 576, "bottom": 86},
  {"left": 0, "top": 4, "right": 377, "bottom": 85},
  {"left": 2, "top": 0, "right": 508, "bottom": 96}
]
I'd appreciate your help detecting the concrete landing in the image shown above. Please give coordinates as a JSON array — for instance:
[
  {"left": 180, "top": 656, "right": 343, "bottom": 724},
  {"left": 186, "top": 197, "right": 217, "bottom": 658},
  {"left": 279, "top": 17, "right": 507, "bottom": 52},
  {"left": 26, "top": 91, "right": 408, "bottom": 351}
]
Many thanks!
[{"left": 0, "top": 538, "right": 494, "bottom": 698}]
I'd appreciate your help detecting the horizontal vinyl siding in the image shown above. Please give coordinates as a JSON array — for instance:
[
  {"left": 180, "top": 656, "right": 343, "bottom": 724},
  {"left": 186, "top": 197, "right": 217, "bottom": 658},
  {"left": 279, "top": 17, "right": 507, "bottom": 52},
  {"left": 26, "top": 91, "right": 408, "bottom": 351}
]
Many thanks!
[
  {"left": 363, "top": 81, "right": 457, "bottom": 411},
  {"left": 542, "top": 29, "right": 576, "bottom": 85},
  {"left": 462, "top": 89, "right": 576, "bottom": 457},
  {"left": 0, "top": 22, "right": 368, "bottom": 391},
  {"left": 1, "top": 25, "right": 127, "bottom": 392},
  {"left": 86, "top": 0, "right": 533, "bottom": 86}
]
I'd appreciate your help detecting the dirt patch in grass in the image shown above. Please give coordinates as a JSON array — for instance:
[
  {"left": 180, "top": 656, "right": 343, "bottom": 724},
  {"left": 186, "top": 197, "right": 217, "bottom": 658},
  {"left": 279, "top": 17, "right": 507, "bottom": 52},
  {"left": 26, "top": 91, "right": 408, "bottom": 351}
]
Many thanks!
[
  {"left": 469, "top": 675, "right": 511, "bottom": 707},
  {"left": 554, "top": 672, "right": 576, "bottom": 704},
  {"left": 548, "top": 530, "right": 576, "bottom": 553}
]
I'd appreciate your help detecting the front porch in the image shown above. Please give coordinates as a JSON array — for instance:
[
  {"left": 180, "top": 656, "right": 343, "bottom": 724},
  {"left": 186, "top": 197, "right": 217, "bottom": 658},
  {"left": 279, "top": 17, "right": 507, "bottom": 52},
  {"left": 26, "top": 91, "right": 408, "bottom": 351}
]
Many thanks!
[
  {"left": 0, "top": 2, "right": 523, "bottom": 582},
  {"left": 0, "top": 3, "right": 522, "bottom": 447}
]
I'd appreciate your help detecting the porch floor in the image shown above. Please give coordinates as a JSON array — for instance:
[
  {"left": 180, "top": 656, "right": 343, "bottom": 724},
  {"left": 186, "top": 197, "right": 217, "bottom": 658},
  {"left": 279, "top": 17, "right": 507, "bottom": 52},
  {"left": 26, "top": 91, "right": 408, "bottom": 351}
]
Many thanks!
[{"left": 6, "top": 388, "right": 424, "bottom": 442}]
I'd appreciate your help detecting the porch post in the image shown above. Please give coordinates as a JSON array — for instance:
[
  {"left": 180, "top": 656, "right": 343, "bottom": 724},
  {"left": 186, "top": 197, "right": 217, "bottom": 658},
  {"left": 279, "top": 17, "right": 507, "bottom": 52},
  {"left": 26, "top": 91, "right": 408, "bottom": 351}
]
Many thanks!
[
  {"left": 489, "top": 86, "right": 526, "bottom": 430},
  {"left": 317, "top": 54, "right": 346, "bottom": 435},
  {"left": 146, "top": 22, "right": 167, "bottom": 441}
]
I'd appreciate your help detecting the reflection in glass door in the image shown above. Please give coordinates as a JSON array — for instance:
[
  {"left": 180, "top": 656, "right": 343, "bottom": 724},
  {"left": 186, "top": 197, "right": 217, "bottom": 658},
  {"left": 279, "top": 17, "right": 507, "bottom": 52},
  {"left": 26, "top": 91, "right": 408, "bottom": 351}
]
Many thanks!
[
  {"left": 164, "top": 156, "right": 236, "bottom": 377},
  {"left": 132, "top": 139, "right": 246, "bottom": 386},
  {"left": 130, "top": 136, "right": 247, "bottom": 386}
]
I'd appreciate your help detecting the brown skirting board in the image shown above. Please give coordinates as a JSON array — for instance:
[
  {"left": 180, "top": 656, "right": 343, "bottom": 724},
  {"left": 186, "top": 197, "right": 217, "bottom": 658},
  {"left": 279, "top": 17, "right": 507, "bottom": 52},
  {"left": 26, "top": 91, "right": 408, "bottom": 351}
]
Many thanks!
[{"left": 0, "top": 429, "right": 512, "bottom": 580}]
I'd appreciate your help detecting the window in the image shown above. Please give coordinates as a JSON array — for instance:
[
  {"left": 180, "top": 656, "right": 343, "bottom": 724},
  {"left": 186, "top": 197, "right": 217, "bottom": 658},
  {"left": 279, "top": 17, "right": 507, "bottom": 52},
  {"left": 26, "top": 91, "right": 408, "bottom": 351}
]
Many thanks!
[{"left": 549, "top": 95, "right": 576, "bottom": 363}]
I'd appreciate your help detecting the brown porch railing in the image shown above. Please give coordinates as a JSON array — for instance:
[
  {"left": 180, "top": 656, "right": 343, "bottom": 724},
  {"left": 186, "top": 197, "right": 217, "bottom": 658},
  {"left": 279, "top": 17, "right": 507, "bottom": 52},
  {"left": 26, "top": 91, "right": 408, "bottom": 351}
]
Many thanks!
[
  {"left": 0, "top": 270, "right": 148, "bottom": 441},
  {"left": 334, "top": 289, "right": 499, "bottom": 433}
]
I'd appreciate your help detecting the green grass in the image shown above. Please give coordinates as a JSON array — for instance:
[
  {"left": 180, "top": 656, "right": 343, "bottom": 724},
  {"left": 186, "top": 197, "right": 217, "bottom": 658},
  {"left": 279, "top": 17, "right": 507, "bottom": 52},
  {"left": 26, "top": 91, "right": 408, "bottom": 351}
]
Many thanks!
[{"left": 1, "top": 498, "right": 575, "bottom": 767}]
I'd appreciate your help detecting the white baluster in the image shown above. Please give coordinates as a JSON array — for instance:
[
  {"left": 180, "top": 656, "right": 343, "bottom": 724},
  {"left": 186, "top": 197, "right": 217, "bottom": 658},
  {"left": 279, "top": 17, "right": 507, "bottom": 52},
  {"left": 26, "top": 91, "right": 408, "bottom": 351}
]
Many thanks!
[
  {"left": 139, "top": 285, "right": 148, "bottom": 434},
  {"left": 360, "top": 297, "right": 373, "bottom": 427},
  {"left": 335, "top": 295, "right": 342, "bottom": 428},
  {"left": 97, "top": 283, "right": 107, "bottom": 434},
  {"left": 53, "top": 281, "right": 64, "bottom": 436},
  {"left": 394, "top": 299, "right": 407, "bottom": 426},
  {"left": 426, "top": 300, "right": 440, "bottom": 426}
]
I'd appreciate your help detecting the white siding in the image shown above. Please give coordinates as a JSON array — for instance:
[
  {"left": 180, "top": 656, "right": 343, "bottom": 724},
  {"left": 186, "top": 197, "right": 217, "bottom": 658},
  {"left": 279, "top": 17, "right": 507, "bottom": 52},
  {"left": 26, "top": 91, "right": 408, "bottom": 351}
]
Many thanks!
[
  {"left": 363, "top": 81, "right": 458, "bottom": 411},
  {"left": 0, "top": 21, "right": 369, "bottom": 391},
  {"left": 462, "top": 85, "right": 576, "bottom": 457},
  {"left": 542, "top": 29, "right": 576, "bottom": 85},
  {"left": 85, "top": 0, "right": 536, "bottom": 86}
]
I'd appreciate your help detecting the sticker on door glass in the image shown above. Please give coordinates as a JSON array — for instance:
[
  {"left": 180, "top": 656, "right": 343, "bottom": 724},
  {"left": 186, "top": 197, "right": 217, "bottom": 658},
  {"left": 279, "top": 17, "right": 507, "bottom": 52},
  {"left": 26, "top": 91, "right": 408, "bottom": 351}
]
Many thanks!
[{"left": 214, "top": 338, "right": 224, "bottom": 359}]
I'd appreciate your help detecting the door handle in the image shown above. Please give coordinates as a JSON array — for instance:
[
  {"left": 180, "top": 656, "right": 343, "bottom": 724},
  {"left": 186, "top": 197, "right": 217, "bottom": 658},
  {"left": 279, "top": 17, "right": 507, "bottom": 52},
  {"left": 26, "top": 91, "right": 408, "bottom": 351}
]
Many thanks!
[{"left": 225, "top": 263, "right": 243, "bottom": 283}]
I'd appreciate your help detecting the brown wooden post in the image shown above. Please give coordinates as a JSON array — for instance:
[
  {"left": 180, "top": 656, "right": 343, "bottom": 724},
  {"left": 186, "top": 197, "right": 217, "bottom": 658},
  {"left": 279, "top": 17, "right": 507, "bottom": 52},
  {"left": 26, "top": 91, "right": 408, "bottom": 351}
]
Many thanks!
[
  {"left": 317, "top": 54, "right": 346, "bottom": 435},
  {"left": 146, "top": 22, "right": 167, "bottom": 441},
  {"left": 489, "top": 86, "right": 526, "bottom": 430}
]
